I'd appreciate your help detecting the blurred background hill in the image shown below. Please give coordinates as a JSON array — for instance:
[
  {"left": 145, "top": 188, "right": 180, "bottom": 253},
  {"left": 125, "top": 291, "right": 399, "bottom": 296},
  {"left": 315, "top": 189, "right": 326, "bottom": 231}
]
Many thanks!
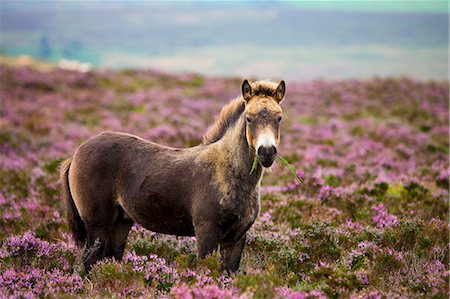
[{"left": 1, "top": 1, "right": 448, "bottom": 80}]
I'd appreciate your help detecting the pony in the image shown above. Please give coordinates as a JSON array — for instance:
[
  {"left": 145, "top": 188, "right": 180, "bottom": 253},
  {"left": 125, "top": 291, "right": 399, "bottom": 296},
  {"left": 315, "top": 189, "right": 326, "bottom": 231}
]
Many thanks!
[{"left": 60, "top": 79, "right": 286, "bottom": 272}]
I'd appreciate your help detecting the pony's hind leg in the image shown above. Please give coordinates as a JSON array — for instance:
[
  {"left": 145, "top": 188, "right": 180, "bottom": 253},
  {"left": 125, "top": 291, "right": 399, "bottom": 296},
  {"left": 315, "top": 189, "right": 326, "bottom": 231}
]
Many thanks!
[
  {"left": 111, "top": 209, "right": 134, "bottom": 261},
  {"left": 81, "top": 205, "right": 118, "bottom": 270},
  {"left": 82, "top": 210, "right": 133, "bottom": 269},
  {"left": 82, "top": 223, "right": 113, "bottom": 270}
]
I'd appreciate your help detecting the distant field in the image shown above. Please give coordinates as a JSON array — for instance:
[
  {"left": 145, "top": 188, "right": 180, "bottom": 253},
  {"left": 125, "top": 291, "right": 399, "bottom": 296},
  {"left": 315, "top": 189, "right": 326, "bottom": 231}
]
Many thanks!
[{"left": 0, "top": 63, "right": 448, "bottom": 298}]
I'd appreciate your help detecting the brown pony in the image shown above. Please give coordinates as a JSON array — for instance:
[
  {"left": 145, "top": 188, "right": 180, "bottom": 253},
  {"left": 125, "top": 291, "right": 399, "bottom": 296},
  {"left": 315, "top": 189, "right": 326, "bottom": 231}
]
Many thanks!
[{"left": 60, "top": 79, "right": 286, "bottom": 272}]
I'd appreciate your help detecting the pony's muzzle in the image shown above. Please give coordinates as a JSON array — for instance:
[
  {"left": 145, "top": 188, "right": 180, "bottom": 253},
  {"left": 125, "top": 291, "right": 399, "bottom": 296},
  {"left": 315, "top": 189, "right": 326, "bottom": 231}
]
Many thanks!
[{"left": 258, "top": 145, "right": 277, "bottom": 167}]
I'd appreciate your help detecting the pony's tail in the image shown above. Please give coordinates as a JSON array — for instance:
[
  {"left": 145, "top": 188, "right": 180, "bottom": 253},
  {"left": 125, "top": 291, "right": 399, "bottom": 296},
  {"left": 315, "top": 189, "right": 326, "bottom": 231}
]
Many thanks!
[{"left": 60, "top": 158, "right": 87, "bottom": 247}]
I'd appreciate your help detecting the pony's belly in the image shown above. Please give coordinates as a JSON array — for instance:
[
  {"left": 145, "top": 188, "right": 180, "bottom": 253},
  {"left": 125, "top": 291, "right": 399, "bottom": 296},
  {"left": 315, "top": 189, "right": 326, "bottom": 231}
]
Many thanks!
[
  {"left": 139, "top": 216, "right": 195, "bottom": 237},
  {"left": 123, "top": 197, "right": 195, "bottom": 237}
]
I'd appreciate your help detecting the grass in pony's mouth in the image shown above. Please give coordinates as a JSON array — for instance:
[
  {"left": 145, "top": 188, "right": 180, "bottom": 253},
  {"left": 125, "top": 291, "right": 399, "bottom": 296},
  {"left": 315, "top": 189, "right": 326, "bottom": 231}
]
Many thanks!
[
  {"left": 276, "top": 155, "right": 304, "bottom": 183},
  {"left": 249, "top": 155, "right": 304, "bottom": 183},
  {"left": 249, "top": 155, "right": 260, "bottom": 175}
]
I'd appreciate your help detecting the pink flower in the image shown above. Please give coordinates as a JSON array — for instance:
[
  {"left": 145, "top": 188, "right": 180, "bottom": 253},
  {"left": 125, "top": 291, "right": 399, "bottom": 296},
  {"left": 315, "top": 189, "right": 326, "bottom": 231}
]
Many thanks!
[
  {"left": 371, "top": 203, "right": 398, "bottom": 228},
  {"left": 170, "top": 283, "right": 234, "bottom": 299},
  {"left": 276, "top": 287, "right": 326, "bottom": 299}
]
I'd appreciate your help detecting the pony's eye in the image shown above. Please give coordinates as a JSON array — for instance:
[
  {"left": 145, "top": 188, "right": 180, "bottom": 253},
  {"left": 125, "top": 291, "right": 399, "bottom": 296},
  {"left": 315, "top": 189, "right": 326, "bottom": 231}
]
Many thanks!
[
  {"left": 246, "top": 116, "right": 253, "bottom": 123},
  {"left": 277, "top": 116, "right": 283, "bottom": 123}
]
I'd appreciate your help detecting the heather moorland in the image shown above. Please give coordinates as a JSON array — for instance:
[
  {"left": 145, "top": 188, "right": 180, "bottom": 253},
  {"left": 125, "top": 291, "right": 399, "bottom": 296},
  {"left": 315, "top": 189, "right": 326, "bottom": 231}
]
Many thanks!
[{"left": 0, "top": 62, "right": 448, "bottom": 298}]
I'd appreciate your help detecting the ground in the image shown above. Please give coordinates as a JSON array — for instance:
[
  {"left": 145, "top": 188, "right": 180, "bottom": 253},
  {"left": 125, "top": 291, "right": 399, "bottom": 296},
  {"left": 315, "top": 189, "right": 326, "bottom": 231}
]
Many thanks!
[{"left": 0, "top": 62, "right": 448, "bottom": 298}]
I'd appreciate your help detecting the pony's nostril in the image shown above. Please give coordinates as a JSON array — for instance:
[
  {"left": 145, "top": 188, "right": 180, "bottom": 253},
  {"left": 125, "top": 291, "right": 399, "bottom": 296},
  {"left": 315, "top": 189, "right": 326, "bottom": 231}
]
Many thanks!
[
  {"left": 270, "top": 146, "right": 277, "bottom": 156},
  {"left": 257, "top": 147, "right": 266, "bottom": 157},
  {"left": 258, "top": 146, "right": 277, "bottom": 159}
]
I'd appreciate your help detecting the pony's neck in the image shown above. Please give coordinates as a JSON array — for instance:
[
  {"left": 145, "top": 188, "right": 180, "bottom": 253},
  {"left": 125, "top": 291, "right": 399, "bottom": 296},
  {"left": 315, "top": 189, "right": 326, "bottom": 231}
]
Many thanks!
[{"left": 218, "top": 115, "right": 264, "bottom": 183}]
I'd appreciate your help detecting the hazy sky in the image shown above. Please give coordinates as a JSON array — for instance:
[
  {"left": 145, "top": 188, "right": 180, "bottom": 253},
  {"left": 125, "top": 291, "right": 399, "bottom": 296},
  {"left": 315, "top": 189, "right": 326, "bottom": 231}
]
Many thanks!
[
  {"left": 286, "top": 0, "right": 448, "bottom": 13},
  {"left": 1, "top": 1, "right": 448, "bottom": 80}
]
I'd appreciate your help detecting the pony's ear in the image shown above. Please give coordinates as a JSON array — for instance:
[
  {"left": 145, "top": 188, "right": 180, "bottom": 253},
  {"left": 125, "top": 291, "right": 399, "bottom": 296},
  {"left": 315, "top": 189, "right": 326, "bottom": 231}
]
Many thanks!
[
  {"left": 242, "top": 80, "right": 252, "bottom": 102},
  {"left": 275, "top": 80, "right": 286, "bottom": 103}
]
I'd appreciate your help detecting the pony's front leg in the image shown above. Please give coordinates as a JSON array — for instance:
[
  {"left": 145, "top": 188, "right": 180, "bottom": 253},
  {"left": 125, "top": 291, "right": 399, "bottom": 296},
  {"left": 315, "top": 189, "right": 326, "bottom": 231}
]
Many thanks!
[
  {"left": 220, "top": 234, "right": 246, "bottom": 273},
  {"left": 194, "top": 223, "right": 220, "bottom": 259}
]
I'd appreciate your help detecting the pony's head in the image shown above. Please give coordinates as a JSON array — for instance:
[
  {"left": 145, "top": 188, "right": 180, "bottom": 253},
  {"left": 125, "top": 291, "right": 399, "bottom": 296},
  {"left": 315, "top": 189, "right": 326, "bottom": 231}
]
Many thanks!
[{"left": 242, "top": 79, "right": 285, "bottom": 168}]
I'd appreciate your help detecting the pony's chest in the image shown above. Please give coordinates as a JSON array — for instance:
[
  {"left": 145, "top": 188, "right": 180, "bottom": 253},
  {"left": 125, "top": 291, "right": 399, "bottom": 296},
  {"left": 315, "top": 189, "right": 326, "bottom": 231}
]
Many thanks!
[{"left": 219, "top": 191, "right": 260, "bottom": 238}]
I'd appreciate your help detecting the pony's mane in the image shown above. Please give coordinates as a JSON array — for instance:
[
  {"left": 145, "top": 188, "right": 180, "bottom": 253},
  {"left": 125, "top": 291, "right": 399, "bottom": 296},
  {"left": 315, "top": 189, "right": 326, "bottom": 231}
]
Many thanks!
[
  {"left": 202, "top": 81, "right": 279, "bottom": 145},
  {"left": 202, "top": 97, "right": 245, "bottom": 144},
  {"left": 252, "top": 80, "right": 279, "bottom": 97}
]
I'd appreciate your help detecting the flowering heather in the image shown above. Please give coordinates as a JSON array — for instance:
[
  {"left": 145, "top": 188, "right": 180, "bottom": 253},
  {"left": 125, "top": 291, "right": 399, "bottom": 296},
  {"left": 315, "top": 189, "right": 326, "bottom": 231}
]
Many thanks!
[
  {"left": 371, "top": 203, "right": 398, "bottom": 228},
  {"left": 170, "top": 283, "right": 234, "bottom": 299},
  {"left": 0, "top": 266, "right": 83, "bottom": 297},
  {"left": 0, "top": 63, "right": 448, "bottom": 298}
]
